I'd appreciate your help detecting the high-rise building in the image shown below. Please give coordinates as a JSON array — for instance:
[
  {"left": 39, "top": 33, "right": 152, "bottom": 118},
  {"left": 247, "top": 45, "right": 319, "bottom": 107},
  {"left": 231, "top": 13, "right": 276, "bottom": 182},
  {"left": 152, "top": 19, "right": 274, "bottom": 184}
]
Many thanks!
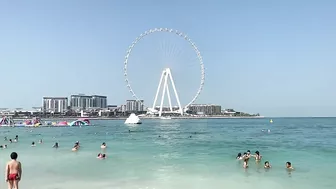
[
  {"left": 42, "top": 97, "right": 68, "bottom": 113},
  {"left": 92, "top": 95, "right": 107, "bottom": 108},
  {"left": 70, "top": 94, "right": 92, "bottom": 110},
  {"left": 70, "top": 94, "right": 107, "bottom": 110},
  {"left": 125, "top": 100, "right": 144, "bottom": 112}
]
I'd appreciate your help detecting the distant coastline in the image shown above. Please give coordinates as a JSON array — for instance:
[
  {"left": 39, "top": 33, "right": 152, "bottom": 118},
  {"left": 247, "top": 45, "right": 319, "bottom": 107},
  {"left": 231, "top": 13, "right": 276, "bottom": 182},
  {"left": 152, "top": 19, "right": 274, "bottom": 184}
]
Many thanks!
[{"left": 9, "top": 116, "right": 264, "bottom": 121}]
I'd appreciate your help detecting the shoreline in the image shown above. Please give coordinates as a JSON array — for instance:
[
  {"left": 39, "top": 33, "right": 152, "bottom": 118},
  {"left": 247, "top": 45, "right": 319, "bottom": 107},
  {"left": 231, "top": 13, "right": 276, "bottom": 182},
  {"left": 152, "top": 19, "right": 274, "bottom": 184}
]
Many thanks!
[{"left": 9, "top": 116, "right": 265, "bottom": 121}]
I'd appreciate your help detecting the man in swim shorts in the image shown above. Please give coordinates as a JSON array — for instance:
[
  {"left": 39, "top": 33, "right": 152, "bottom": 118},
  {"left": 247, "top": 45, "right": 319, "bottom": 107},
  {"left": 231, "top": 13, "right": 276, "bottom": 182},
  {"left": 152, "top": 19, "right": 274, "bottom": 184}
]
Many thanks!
[{"left": 5, "top": 152, "right": 22, "bottom": 189}]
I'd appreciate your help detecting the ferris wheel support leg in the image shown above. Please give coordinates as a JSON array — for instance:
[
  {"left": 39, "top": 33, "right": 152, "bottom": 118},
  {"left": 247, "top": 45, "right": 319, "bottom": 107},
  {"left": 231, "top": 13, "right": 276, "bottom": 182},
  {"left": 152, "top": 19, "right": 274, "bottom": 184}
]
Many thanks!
[
  {"left": 159, "top": 72, "right": 169, "bottom": 117},
  {"left": 166, "top": 81, "right": 173, "bottom": 112},
  {"left": 167, "top": 69, "right": 183, "bottom": 115},
  {"left": 152, "top": 70, "right": 165, "bottom": 110}
]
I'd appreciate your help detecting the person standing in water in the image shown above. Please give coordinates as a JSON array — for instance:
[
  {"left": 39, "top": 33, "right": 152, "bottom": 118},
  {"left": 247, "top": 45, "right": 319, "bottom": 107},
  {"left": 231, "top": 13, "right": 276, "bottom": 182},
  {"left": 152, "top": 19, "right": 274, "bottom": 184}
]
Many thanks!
[
  {"left": 5, "top": 152, "right": 22, "bottom": 189},
  {"left": 243, "top": 152, "right": 249, "bottom": 168},
  {"left": 252, "top": 151, "right": 262, "bottom": 162}
]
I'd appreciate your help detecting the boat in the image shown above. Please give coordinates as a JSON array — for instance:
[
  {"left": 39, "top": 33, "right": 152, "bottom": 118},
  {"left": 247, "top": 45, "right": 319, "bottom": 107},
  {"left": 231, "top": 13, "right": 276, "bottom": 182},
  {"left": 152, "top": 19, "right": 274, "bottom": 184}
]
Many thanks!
[{"left": 125, "top": 113, "right": 142, "bottom": 124}]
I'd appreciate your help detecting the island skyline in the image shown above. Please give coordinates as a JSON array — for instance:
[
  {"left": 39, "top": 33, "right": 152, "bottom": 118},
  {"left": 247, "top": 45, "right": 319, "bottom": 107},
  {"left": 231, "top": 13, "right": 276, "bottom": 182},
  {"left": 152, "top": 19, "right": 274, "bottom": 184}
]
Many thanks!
[{"left": 0, "top": 1, "right": 335, "bottom": 117}]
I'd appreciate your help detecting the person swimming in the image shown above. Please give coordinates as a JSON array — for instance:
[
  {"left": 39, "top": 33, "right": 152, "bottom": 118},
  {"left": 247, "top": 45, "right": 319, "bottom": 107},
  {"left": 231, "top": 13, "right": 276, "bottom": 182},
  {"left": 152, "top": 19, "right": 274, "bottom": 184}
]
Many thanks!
[
  {"left": 101, "top": 142, "right": 106, "bottom": 149},
  {"left": 97, "top": 153, "right": 102, "bottom": 158},
  {"left": 252, "top": 151, "right": 262, "bottom": 161},
  {"left": 0, "top": 144, "right": 7, "bottom": 149},
  {"left": 9, "top": 139, "right": 12, "bottom": 143},
  {"left": 72, "top": 142, "right": 80, "bottom": 151},
  {"left": 4, "top": 137, "right": 7, "bottom": 141},
  {"left": 236, "top": 153, "right": 243, "bottom": 160},
  {"left": 97, "top": 153, "right": 106, "bottom": 159},
  {"left": 286, "top": 162, "right": 294, "bottom": 170},
  {"left": 52, "top": 142, "right": 59, "bottom": 148},
  {"left": 15, "top": 135, "right": 18, "bottom": 141},
  {"left": 38, "top": 139, "right": 43, "bottom": 144},
  {"left": 264, "top": 161, "right": 271, "bottom": 168},
  {"left": 31, "top": 142, "right": 36, "bottom": 147}
]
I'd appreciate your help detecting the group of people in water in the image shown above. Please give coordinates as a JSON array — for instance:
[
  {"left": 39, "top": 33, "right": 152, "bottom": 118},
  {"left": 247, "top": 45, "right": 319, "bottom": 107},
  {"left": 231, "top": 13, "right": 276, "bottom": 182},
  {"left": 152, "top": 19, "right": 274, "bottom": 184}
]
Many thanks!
[
  {"left": 236, "top": 150, "right": 294, "bottom": 170},
  {"left": 4, "top": 135, "right": 108, "bottom": 159}
]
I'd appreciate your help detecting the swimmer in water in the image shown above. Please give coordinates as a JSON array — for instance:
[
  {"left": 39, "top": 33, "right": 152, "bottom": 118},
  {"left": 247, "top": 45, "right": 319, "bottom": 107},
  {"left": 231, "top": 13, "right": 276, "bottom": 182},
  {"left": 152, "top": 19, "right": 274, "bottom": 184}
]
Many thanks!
[
  {"left": 15, "top": 135, "right": 18, "bottom": 141},
  {"left": 52, "top": 142, "right": 59, "bottom": 148},
  {"left": 39, "top": 139, "right": 43, "bottom": 144},
  {"left": 97, "top": 153, "right": 103, "bottom": 158},
  {"left": 243, "top": 152, "right": 249, "bottom": 168},
  {"left": 31, "top": 142, "right": 36, "bottom": 147},
  {"left": 236, "top": 153, "right": 243, "bottom": 160},
  {"left": 9, "top": 139, "right": 12, "bottom": 143},
  {"left": 246, "top": 150, "right": 251, "bottom": 158},
  {"left": 4, "top": 137, "right": 8, "bottom": 141},
  {"left": 101, "top": 142, "right": 106, "bottom": 149},
  {"left": 252, "top": 151, "right": 262, "bottom": 162},
  {"left": 286, "top": 162, "right": 294, "bottom": 170},
  {"left": 264, "top": 161, "right": 271, "bottom": 168},
  {"left": 13, "top": 139, "right": 17, "bottom": 143},
  {"left": 0, "top": 144, "right": 7, "bottom": 149},
  {"left": 72, "top": 142, "right": 80, "bottom": 151}
]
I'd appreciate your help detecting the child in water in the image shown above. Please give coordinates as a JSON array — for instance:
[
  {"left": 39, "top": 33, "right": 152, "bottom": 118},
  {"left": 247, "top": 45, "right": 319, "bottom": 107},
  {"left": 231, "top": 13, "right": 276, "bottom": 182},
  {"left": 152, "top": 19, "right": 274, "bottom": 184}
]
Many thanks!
[
  {"left": 286, "top": 162, "right": 294, "bottom": 170},
  {"left": 243, "top": 152, "right": 249, "bottom": 168},
  {"left": 264, "top": 161, "right": 271, "bottom": 168}
]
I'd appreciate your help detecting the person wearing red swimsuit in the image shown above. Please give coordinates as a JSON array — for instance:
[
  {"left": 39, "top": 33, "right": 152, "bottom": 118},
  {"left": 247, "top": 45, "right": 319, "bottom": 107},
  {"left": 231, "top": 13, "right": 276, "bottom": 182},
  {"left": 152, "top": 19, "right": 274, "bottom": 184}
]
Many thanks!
[{"left": 5, "top": 152, "right": 22, "bottom": 189}]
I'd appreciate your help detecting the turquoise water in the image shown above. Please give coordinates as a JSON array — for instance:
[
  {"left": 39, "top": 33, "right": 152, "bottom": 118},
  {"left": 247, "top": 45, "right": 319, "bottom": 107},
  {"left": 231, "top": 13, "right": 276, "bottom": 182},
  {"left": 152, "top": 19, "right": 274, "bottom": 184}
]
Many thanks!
[{"left": 0, "top": 118, "right": 335, "bottom": 189}]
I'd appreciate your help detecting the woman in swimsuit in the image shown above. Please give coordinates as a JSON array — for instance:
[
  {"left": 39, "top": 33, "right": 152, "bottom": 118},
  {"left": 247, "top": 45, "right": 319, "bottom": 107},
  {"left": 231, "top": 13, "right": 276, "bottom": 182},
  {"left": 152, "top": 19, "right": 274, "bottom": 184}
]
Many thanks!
[
  {"left": 236, "top": 153, "right": 243, "bottom": 160},
  {"left": 253, "top": 151, "right": 262, "bottom": 162}
]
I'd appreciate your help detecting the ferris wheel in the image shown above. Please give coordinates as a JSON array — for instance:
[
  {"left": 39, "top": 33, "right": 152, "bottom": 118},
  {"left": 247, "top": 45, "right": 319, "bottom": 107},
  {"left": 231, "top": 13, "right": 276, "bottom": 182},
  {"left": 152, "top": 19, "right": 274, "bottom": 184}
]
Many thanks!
[{"left": 124, "top": 28, "right": 205, "bottom": 116}]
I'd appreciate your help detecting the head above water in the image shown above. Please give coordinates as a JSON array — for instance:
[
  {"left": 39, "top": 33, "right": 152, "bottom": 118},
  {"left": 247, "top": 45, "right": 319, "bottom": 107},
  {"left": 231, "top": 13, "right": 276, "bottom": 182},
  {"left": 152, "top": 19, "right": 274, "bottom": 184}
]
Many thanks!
[
  {"left": 286, "top": 162, "right": 291, "bottom": 167},
  {"left": 237, "top": 153, "right": 242, "bottom": 157},
  {"left": 10, "top": 152, "right": 18, "bottom": 160},
  {"left": 247, "top": 150, "right": 251, "bottom": 154},
  {"left": 265, "top": 161, "right": 269, "bottom": 165},
  {"left": 255, "top": 151, "right": 260, "bottom": 155},
  {"left": 102, "top": 142, "right": 106, "bottom": 145}
]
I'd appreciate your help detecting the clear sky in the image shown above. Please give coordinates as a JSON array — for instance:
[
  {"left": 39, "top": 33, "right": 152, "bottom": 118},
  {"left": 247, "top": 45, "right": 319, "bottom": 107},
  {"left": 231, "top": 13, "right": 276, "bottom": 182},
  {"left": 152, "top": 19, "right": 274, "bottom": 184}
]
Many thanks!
[{"left": 0, "top": 0, "right": 335, "bottom": 117}]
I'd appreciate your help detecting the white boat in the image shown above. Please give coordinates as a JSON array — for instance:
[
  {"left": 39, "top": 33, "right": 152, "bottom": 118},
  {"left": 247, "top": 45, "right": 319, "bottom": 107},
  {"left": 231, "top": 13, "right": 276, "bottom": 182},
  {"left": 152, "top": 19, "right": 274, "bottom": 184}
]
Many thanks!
[
  {"left": 160, "top": 116, "right": 172, "bottom": 120},
  {"left": 125, "top": 113, "right": 142, "bottom": 124}
]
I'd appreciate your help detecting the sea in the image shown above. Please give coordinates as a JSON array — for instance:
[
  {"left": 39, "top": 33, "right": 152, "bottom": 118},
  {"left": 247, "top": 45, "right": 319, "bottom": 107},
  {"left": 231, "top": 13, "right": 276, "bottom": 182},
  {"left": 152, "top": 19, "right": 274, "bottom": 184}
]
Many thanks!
[{"left": 0, "top": 117, "right": 335, "bottom": 189}]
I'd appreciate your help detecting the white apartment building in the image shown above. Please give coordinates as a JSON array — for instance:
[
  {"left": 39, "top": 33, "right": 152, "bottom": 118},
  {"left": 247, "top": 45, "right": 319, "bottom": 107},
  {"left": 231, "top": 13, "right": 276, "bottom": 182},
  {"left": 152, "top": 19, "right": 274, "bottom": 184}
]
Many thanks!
[{"left": 42, "top": 97, "right": 68, "bottom": 113}]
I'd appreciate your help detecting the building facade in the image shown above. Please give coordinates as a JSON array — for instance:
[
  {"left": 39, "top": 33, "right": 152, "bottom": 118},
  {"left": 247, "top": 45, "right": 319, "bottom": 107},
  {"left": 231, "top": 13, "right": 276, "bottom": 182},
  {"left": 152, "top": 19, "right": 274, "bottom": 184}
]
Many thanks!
[
  {"left": 92, "top": 95, "right": 107, "bottom": 108},
  {"left": 188, "top": 104, "right": 222, "bottom": 115},
  {"left": 125, "top": 100, "right": 144, "bottom": 112},
  {"left": 42, "top": 97, "right": 68, "bottom": 113},
  {"left": 70, "top": 94, "right": 107, "bottom": 110}
]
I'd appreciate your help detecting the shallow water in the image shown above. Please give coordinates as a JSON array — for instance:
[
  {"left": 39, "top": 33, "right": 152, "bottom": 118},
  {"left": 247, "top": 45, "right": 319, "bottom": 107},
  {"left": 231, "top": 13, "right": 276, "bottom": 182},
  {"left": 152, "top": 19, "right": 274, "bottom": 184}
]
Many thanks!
[{"left": 0, "top": 118, "right": 335, "bottom": 189}]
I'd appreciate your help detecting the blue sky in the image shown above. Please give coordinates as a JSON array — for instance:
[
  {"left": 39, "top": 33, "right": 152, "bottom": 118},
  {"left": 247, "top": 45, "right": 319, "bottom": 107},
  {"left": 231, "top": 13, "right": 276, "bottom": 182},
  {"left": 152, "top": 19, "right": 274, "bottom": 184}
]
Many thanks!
[{"left": 0, "top": 0, "right": 335, "bottom": 117}]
